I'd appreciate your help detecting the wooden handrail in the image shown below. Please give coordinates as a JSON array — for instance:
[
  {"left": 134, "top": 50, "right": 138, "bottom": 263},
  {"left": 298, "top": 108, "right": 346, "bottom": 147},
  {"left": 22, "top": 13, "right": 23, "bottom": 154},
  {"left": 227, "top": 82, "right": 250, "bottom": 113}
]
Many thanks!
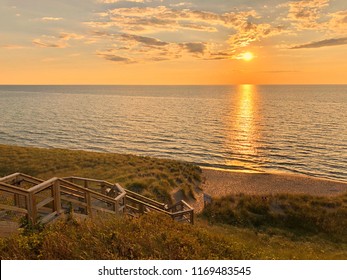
[
  {"left": 0, "top": 182, "right": 29, "bottom": 195},
  {"left": 58, "top": 179, "right": 123, "bottom": 205},
  {"left": 0, "top": 172, "right": 21, "bottom": 182},
  {"left": 126, "top": 196, "right": 169, "bottom": 215},
  {"left": 0, "top": 173, "right": 194, "bottom": 225},
  {"left": 29, "top": 177, "right": 58, "bottom": 194},
  {"left": 125, "top": 189, "right": 167, "bottom": 209},
  {"left": 17, "top": 173, "right": 44, "bottom": 185},
  {"left": 63, "top": 176, "right": 114, "bottom": 187}
]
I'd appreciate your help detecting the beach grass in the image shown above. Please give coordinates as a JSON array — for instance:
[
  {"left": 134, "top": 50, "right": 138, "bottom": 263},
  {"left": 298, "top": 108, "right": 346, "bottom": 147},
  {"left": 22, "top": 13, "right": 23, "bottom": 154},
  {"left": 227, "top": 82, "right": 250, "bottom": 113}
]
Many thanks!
[
  {"left": 0, "top": 144, "right": 346, "bottom": 259},
  {"left": 201, "top": 193, "right": 347, "bottom": 243},
  {"left": 0, "top": 211, "right": 346, "bottom": 260},
  {"left": 0, "top": 144, "right": 201, "bottom": 204}
]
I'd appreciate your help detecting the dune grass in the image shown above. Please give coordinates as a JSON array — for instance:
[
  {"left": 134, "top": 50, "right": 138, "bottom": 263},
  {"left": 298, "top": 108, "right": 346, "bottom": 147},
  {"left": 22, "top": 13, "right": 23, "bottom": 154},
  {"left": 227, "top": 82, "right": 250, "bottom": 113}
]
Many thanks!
[
  {"left": 0, "top": 211, "right": 346, "bottom": 260},
  {"left": 0, "top": 144, "right": 201, "bottom": 204},
  {"left": 201, "top": 193, "right": 347, "bottom": 243},
  {"left": 0, "top": 144, "right": 346, "bottom": 259}
]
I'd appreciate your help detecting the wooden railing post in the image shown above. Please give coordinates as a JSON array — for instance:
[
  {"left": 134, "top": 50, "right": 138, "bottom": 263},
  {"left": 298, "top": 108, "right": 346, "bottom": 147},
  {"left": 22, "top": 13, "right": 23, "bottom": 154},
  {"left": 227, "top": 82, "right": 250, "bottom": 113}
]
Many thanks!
[
  {"left": 53, "top": 180, "right": 61, "bottom": 214},
  {"left": 84, "top": 181, "right": 92, "bottom": 216},
  {"left": 114, "top": 199, "right": 119, "bottom": 215},
  {"left": 27, "top": 192, "right": 37, "bottom": 224},
  {"left": 14, "top": 193, "right": 19, "bottom": 207}
]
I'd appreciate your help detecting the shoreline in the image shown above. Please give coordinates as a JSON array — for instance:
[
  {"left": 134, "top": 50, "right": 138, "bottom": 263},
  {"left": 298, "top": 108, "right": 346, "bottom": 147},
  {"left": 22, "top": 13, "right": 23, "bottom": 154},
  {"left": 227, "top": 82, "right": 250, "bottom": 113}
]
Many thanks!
[{"left": 190, "top": 167, "right": 347, "bottom": 213}]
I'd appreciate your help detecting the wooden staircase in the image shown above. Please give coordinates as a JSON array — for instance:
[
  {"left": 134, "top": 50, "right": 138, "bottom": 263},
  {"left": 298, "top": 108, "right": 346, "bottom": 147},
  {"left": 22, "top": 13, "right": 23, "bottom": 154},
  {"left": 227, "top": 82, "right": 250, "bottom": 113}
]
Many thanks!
[{"left": 0, "top": 173, "right": 194, "bottom": 236}]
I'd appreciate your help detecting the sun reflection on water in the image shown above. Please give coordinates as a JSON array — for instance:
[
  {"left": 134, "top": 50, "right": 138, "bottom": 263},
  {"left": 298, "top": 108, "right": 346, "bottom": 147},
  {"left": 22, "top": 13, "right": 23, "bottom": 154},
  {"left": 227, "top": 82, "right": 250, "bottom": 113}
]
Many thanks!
[{"left": 225, "top": 84, "right": 259, "bottom": 169}]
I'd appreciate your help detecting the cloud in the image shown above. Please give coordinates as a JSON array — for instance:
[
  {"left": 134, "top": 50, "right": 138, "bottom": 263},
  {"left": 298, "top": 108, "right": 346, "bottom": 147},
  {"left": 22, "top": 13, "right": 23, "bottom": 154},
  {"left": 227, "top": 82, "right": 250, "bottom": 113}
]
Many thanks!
[
  {"left": 86, "top": 4, "right": 286, "bottom": 63},
  {"left": 40, "top": 17, "right": 64, "bottom": 21},
  {"left": 86, "top": 6, "right": 259, "bottom": 34},
  {"left": 180, "top": 42, "right": 206, "bottom": 53},
  {"left": 328, "top": 10, "right": 347, "bottom": 33},
  {"left": 59, "top": 32, "right": 84, "bottom": 40},
  {"left": 94, "top": 32, "right": 213, "bottom": 63},
  {"left": 287, "top": 0, "right": 329, "bottom": 29},
  {"left": 96, "top": 51, "right": 133, "bottom": 63},
  {"left": 228, "top": 22, "right": 285, "bottom": 50},
  {"left": 32, "top": 39, "right": 67, "bottom": 48},
  {"left": 0, "top": 44, "right": 26, "bottom": 49},
  {"left": 32, "top": 32, "right": 84, "bottom": 48},
  {"left": 290, "top": 37, "right": 347, "bottom": 49},
  {"left": 120, "top": 33, "right": 168, "bottom": 46}
]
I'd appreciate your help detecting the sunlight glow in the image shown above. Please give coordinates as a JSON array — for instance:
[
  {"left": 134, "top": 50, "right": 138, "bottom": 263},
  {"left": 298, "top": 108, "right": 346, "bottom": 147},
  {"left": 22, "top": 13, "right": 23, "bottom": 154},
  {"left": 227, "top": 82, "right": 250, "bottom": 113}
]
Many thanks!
[{"left": 242, "top": 52, "right": 254, "bottom": 61}]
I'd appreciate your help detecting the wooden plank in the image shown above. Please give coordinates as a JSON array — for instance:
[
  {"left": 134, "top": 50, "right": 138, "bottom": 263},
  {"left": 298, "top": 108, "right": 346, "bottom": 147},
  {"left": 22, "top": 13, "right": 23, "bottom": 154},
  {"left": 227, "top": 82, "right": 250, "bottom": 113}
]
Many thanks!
[
  {"left": 180, "top": 200, "right": 193, "bottom": 210},
  {"left": 36, "top": 197, "right": 54, "bottom": 210},
  {"left": 125, "top": 189, "right": 166, "bottom": 209},
  {"left": 18, "top": 174, "right": 44, "bottom": 185},
  {"left": 166, "top": 200, "right": 183, "bottom": 211},
  {"left": 0, "top": 173, "right": 20, "bottom": 182},
  {"left": 125, "top": 204, "right": 139, "bottom": 212},
  {"left": 126, "top": 196, "right": 169, "bottom": 214},
  {"left": 171, "top": 209, "right": 193, "bottom": 217},
  {"left": 0, "top": 183, "right": 29, "bottom": 195},
  {"left": 63, "top": 176, "right": 112, "bottom": 186},
  {"left": 85, "top": 192, "right": 92, "bottom": 216},
  {"left": 61, "top": 197, "right": 87, "bottom": 208},
  {"left": 0, "top": 221, "right": 20, "bottom": 237},
  {"left": 40, "top": 211, "right": 58, "bottom": 224},
  {"left": 59, "top": 179, "right": 119, "bottom": 203},
  {"left": 53, "top": 180, "right": 61, "bottom": 213},
  {"left": 60, "top": 187, "right": 85, "bottom": 198},
  {"left": 0, "top": 203, "right": 28, "bottom": 214},
  {"left": 29, "top": 178, "right": 58, "bottom": 194}
]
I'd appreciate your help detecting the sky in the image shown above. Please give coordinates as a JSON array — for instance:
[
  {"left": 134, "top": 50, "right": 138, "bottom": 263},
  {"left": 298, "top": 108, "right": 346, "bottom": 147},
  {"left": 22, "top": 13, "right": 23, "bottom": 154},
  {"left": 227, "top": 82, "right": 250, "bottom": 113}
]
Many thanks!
[{"left": 0, "top": 0, "right": 346, "bottom": 85}]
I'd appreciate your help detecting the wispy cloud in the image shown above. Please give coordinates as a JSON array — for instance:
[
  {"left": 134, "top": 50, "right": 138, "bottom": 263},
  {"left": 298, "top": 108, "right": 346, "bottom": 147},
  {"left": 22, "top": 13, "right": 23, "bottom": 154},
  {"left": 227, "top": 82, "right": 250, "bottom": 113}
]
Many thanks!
[
  {"left": 328, "top": 10, "right": 347, "bottom": 33},
  {"left": 290, "top": 37, "right": 347, "bottom": 49},
  {"left": 180, "top": 42, "right": 206, "bottom": 54},
  {"left": 286, "top": 0, "right": 329, "bottom": 29},
  {"left": 120, "top": 33, "right": 168, "bottom": 46},
  {"left": 59, "top": 32, "right": 84, "bottom": 40},
  {"left": 32, "top": 39, "right": 67, "bottom": 48},
  {"left": 86, "top": 6, "right": 259, "bottom": 34},
  {"left": 96, "top": 51, "right": 134, "bottom": 63},
  {"left": 32, "top": 32, "right": 84, "bottom": 48},
  {"left": 40, "top": 17, "right": 64, "bottom": 21},
  {"left": 85, "top": 4, "right": 287, "bottom": 63},
  {"left": 0, "top": 44, "right": 26, "bottom": 49}
]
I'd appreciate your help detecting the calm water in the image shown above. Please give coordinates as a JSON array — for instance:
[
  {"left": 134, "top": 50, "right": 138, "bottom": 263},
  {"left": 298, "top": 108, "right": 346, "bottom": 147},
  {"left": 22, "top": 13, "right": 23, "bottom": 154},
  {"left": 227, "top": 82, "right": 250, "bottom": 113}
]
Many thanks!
[{"left": 0, "top": 85, "right": 346, "bottom": 181}]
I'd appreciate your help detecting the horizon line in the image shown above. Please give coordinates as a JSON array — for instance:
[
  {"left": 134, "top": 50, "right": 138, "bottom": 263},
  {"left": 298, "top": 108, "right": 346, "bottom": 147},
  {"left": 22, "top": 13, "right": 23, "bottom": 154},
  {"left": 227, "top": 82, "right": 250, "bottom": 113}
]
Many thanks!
[{"left": 1, "top": 83, "right": 347, "bottom": 86}]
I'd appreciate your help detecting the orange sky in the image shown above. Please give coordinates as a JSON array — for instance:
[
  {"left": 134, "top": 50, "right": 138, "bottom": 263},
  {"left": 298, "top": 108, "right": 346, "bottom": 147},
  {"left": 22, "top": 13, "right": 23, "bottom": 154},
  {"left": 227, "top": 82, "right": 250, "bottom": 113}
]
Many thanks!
[{"left": 1, "top": 0, "right": 346, "bottom": 85}]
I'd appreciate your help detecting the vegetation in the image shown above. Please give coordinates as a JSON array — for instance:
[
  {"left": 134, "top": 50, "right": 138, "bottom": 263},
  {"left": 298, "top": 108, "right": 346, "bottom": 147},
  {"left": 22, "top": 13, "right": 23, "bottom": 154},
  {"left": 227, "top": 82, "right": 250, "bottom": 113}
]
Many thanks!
[
  {"left": 0, "top": 144, "right": 201, "bottom": 204},
  {"left": 0, "top": 211, "right": 346, "bottom": 260},
  {"left": 201, "top": 193, "right": 347, "bottom": 243},
  {"left": 0, "top": 144, "right": 346, "bottom": 259}
]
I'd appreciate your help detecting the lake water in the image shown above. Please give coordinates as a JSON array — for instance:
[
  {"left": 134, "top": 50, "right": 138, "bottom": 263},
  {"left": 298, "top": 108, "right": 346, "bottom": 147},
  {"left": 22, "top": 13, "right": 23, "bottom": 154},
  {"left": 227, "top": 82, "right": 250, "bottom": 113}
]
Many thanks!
[{"left": 0, "top": 85, "right": 346, "bottom": 181}]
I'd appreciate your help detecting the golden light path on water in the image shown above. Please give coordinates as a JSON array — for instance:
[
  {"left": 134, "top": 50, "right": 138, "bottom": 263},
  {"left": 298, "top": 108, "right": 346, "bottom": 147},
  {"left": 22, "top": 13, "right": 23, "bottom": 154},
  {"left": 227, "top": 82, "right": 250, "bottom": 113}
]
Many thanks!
[{"left": 225, "top": 84, "right": 260, "bottom": 171}]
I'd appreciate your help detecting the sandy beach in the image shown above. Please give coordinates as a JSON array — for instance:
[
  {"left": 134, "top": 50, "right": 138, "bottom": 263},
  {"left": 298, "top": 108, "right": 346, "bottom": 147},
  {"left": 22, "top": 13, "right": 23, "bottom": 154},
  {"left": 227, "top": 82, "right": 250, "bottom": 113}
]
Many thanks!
[{"left": 191, "top": 168, "right": 347, "bottom": 213}]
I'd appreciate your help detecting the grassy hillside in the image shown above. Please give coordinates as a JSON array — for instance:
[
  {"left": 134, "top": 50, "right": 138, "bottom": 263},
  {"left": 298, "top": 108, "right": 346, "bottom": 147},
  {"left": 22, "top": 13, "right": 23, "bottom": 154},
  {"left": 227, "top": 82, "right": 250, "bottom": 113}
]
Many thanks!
[
  {"left": 201, "top": 193, "right": 347, "bottom": 243},
  {"left": 0, "top": 144, "right": 201, "bottom": 203},
  {"left": 0, "top": 144, "right": 346, "bottom": 259},
  {"left": 0, "top": 211, "right": 346, "bottom": 260}
]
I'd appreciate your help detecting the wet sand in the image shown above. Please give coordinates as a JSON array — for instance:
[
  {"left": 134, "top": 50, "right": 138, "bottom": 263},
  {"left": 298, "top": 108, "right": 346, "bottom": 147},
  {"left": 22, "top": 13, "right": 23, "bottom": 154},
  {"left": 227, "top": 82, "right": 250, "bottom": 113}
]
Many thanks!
[{"left": 190, "top": 168, "right": 347, "bottom": 213}]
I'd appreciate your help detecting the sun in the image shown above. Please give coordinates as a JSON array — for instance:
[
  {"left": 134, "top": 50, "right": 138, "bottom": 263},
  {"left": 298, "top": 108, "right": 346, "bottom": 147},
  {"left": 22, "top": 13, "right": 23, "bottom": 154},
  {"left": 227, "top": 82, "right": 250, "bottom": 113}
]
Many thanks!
[{"left": 242, "top": 52, "right": 254, "bottom": 61}]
